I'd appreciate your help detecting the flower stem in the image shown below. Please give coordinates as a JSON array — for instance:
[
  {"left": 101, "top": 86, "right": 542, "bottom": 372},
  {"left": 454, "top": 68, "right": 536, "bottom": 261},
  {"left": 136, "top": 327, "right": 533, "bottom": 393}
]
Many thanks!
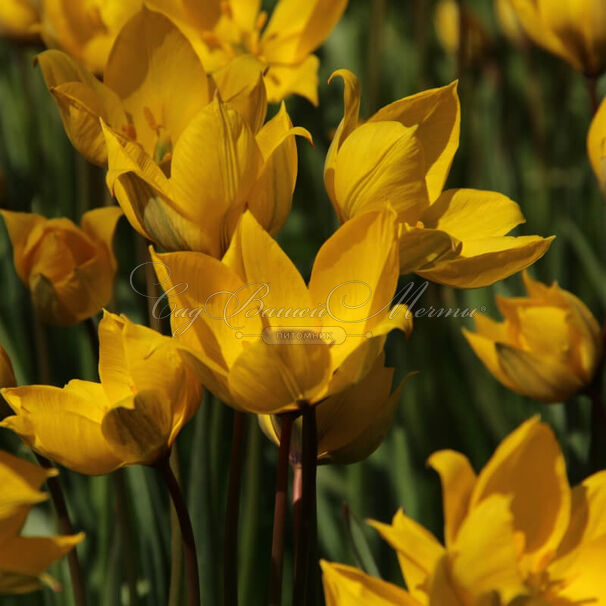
[
  {"left": 268, "top": 412, "right": 296, "bottom": 606},
  {"left": 168, "top": 449, "right": 184, "bottom": 606},
  {"left": 291, "top": 462, "right": 303, "bottom": 556},
  {"left": 224, "top": 410, "right": 247, "bottom": 606},
  {"left": 156, "top": 455, "right": 200, "bottom": 606},
  {"left": 36, "top": 454, "right": 87, "bottom": 606},
  {"left": 292, "top": 406, "right": 318, "bottom": 606}
]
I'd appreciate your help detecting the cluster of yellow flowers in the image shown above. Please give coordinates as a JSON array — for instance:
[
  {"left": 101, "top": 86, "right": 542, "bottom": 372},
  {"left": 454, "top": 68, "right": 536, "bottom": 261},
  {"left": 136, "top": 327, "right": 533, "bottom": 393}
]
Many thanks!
[{"left": 0, "top": 0, "right": 604, "bottom": 603}]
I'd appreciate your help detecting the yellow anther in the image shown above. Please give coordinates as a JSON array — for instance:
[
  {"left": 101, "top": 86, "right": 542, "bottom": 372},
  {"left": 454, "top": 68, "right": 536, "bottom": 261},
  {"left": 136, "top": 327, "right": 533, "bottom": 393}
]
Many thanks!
[
  {"left": 256, "top": 10, "right": 268, "bottom": 31},
  {"left": 121, "top": 123, "right": 137, "bottom": 140},
  {"left": 220, "top": 1, "right": 233, "bottom": 20},
  {"left": 143, "top": 106, "right": 158, "bottom": 132}
]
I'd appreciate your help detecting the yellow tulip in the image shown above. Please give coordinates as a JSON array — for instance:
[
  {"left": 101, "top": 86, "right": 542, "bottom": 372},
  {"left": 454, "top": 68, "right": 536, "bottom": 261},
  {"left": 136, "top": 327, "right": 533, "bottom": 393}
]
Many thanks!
[
  {"left": 0, "top": 346, "right": 16, "bottom": 390},
  {"left": 0, "top": 311, "right": 202, "bottom": 474},
  {"left": 103, "top": 94, "right": 310, "bottom": 255},
  {"left": 588, "top": 96, "right": 606, "bottom": 193},
  {"left": 40, "top": 0, "right": 142, "bottom": 74},
  {"left": 509, "top": 0, "right": 606, "bottom": 77},
  {"left": 325, "top": 70, "right": 554, "bottom": 289},
  {"left": 147, "top": 0, "right": 348, "bottom": 105},
  {"left": 323, "top": 417, "right": 606, "bottom": 605},
  {"left": 37, "top": 8, "right": 214, "bottom": 166},
  {"left": 151, "top": 209, "right": 412, "bottom": 415},
  {"left": 0, "top": 450, "right": 83, "bottom": 594},
  {"left": 463, "top": 271, "right": 603, "bottom": 402},
  {"left": 0, "top": 0, "right": 40, "bottom": 40},
  {"left": 259, "top": 354, "right": 414, "bottom": 464},
  {"left": 1, "top": 207, "right": 122, "bottom": 326}
]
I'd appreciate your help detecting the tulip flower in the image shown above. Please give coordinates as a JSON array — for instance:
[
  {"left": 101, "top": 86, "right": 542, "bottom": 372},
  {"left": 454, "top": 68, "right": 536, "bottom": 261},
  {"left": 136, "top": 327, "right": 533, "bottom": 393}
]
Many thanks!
[
  {"left": 588, "top": 96, "right": 606, "bottom": 193},
  {"left": 40, "top": 0, "right": 141, "bottom": 74},
  {"left": 323, "top": 416, "right": 606, "bottom": 604},
  {"left": 0, "top": 312, "right": 202, "bottom": 474},
  {"left": 325, "top": 70, "right": 554, "bottom": 288},
  {"left": 1, "top": 207, "right": 122, "bottom": 326},
  {"left": 37, "top": 8, "right": 215, "bottom": 166},
  {"left": 0, "top": 450, "right": 84, "bottom": 594},
  {"left": 0, "top": 0, "right": 40, "bottom": 40},
  {"left": 463, "top": 271, "right": 603, "bottom": 402},
  {"left": 151, "top": 209, "right": 412, "bottom": 415},
  {"left": 147, "top": 0, "right": 348, "bottom": 105},
  {"left": 259, "top": 353, "right": 414, "bottom": 464},
  {"left": 509, "top": 0, "right": 606, "bottom": 77}
]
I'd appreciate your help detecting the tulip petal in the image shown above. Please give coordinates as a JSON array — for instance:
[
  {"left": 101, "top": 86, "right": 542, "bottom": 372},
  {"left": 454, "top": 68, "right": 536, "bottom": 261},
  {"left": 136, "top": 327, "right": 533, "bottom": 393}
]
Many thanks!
[
  {"left": 36, "top": 49, "right": 126, "bottom": 165},
  {"left": 169, "top": 98, "right": 262, "bottom": 256},
  {"left": 104, "top": 8, "right": 210, "bottom": 152},
  {"left": 417, "top": 234, "right": 555, "bottom": 288},
  {"left": 261, "top": 0, "right": 348, "bottom": 64},
  {"left": 470, "top": 416, "right": 571, "bottom": 572},
  {"left": 0, "top": 210, "right": 46, "bottom": 283},
  {"left": 588, "top": 97, "right": 606, "bottom": 191},
  {"left": 427, "top": 450, "right": 477, "bottom": 547},
  {"left": 497, "top": 342, "right": 586, "bottom": 402},
  {"left": 333, "top": 121, "right": 429, "bottom": 223},
  {"left": 398, "top": 225, "right": 459, "bottom": 275},
  {"left": 321, "top": 560, "right": 420, "bottom": 606},
  {"left": 450, "top": 495, "right": 527, "bottom": 602},
  {"left": 248, "top": 103, "right": 312, "bottom": 235},
  {"left": 228, "top": 339, "right": 332, "bottom": 413},
  {"left": 0, "top": 383, "right": 121, "bottom": 475},
  {"left": 80, "top": 206, "right": 122, "bottom": 271},
  {"left": 264, "top": 55, "right": 320, "bottom": 105},
  {"left": 369, "top": 82, "right": 460, "bottom": 202},
  {"left": 369, "top": 509, "right": 444, "bottom": 601}
]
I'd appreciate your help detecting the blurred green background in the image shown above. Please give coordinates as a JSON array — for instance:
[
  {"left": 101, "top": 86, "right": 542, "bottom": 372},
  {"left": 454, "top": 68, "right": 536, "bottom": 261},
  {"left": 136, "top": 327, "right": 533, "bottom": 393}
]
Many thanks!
[{"left": 0, "top": 0, "right": 605, "bottom": 604}]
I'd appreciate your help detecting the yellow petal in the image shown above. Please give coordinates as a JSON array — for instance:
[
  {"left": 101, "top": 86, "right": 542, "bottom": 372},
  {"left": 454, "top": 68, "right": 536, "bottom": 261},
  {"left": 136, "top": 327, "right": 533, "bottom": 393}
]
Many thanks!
[
  {"left": 180, "top": 0, "right": 221, "bottom": 30},
  {"left": 101, "top": 391, "right": 172, "bottom": 465},
  {"left": 421, "top": 188, "right": 526, "bottom": 241},
  {"left": 261, "top": 0, "right": 348, "bottom": 64},
  {"left": 369, "top": 82, "right": 460, "bottom": 202},
  {"left": 36, "top": 49, "right": 126, "bottom": 165},
  {"left": 0, "top": 0, "right": 40, "bottom": 39},
  {"left": 496, "top": 342, "right": 586, "bottom": 402},
  {"left": 369, "top": 509, "right": 444, "bottom": 601},
  {"left": 0, "top": 533, "right": 84, "bottom": 583},
  {"left": 417, "top": 234, "right": 555, "bottom": 288},
  {"left": 588, "top": 96, "right": 606, "bottom": 192},
  {"left": 213, "top": 54, "right": 268, "bottom": 133},
  {"left": 0, "top": 383, "right": 121, "bottom": 475},
  {"left": 321, "top": 560, "right": 420, "bottom": 606},
  {"left": 470, "top": 416, "right": 571, "bottom": 572},
  {"left": 398, "top": 225, "right": 459, "bottom": 275},
  {"left": 427, "top": 450, "right": 477, "bottom": 547},
  {"left": 264, "top": 55, "right": 320, "bottom": 105},
  {"left": 248, "top": 102, "right": 312, "bottom": 236},
  {"left": 0, "top": 210, "right": 46, "bottom": 284},
  {"left": 80, "top": 206, "right": 122, "bottom": 272},
  {"left": 104, "top": 8, "right": 210, "bottom": 153},
  {"left": 450, "top": 494, "right": 527, "bottom": 603},
  {"left": 169, "top": 98, "right": 262, "bottom": 256},
  {"left": 333, "top": 121, "right": 429, "bottom": 224},
  {"left": 325, "top": 69, "right": 362, "bottom": 216},
  {"left": 462, "top": 327, "right": 519, "bottom": 391}
]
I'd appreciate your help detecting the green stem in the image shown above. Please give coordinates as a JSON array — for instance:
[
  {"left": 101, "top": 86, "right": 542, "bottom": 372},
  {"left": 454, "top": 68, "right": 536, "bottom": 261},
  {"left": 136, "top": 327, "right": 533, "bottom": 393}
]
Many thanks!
[
  {"left": 36, "top": 454, "right": 88, "bottom": 606},
  {"left": 587, "top": 76, "right": 600, "bottom": 116},
  {"left": 268, "top": 412, "right": 296, "bottom": 606},
  {"left": 292, "top": 406, "right": 318, "bottom": 606},
  {"left": 168, "top": 449, "right": 184, "bottom": 606},
  {"left": 156, "top": 455, "right": 200, "bottom": 606},
  {"left": 224, "top": 410, "right": 247, "bottom": 606}
]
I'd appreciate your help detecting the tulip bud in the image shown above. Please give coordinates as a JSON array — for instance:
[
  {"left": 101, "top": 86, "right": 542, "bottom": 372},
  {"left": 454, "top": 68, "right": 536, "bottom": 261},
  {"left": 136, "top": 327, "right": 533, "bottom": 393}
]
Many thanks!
[
  {"left": 1, "top": 207, "right": 122, "bottom": 326},
  {"left": 588, "top": 97, "right": 606, "bottom": 194},
  {"left": 259, "top": 354, "right": 413, "bottom": 464},
  {"left": 464, "top": 272, "right": 604, "bottom": 402}
]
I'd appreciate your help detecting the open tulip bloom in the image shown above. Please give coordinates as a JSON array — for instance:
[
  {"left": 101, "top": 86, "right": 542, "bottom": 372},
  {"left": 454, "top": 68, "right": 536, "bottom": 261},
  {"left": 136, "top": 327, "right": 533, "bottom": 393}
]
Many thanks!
[
  {"left": 0, "top": 311, "right": 202, "bottom": 474},
  {"left": 325, "top": 69, "right": 554, "bottom": 288},
  {"left": 151, "top": 208, "right": 412, "bottom": 416},
  {"left": 322, "top": 416, "right": 606, "bottom": 605},
  {"left": 0, "top": 450, "right": 83, "bottom": 594}
]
